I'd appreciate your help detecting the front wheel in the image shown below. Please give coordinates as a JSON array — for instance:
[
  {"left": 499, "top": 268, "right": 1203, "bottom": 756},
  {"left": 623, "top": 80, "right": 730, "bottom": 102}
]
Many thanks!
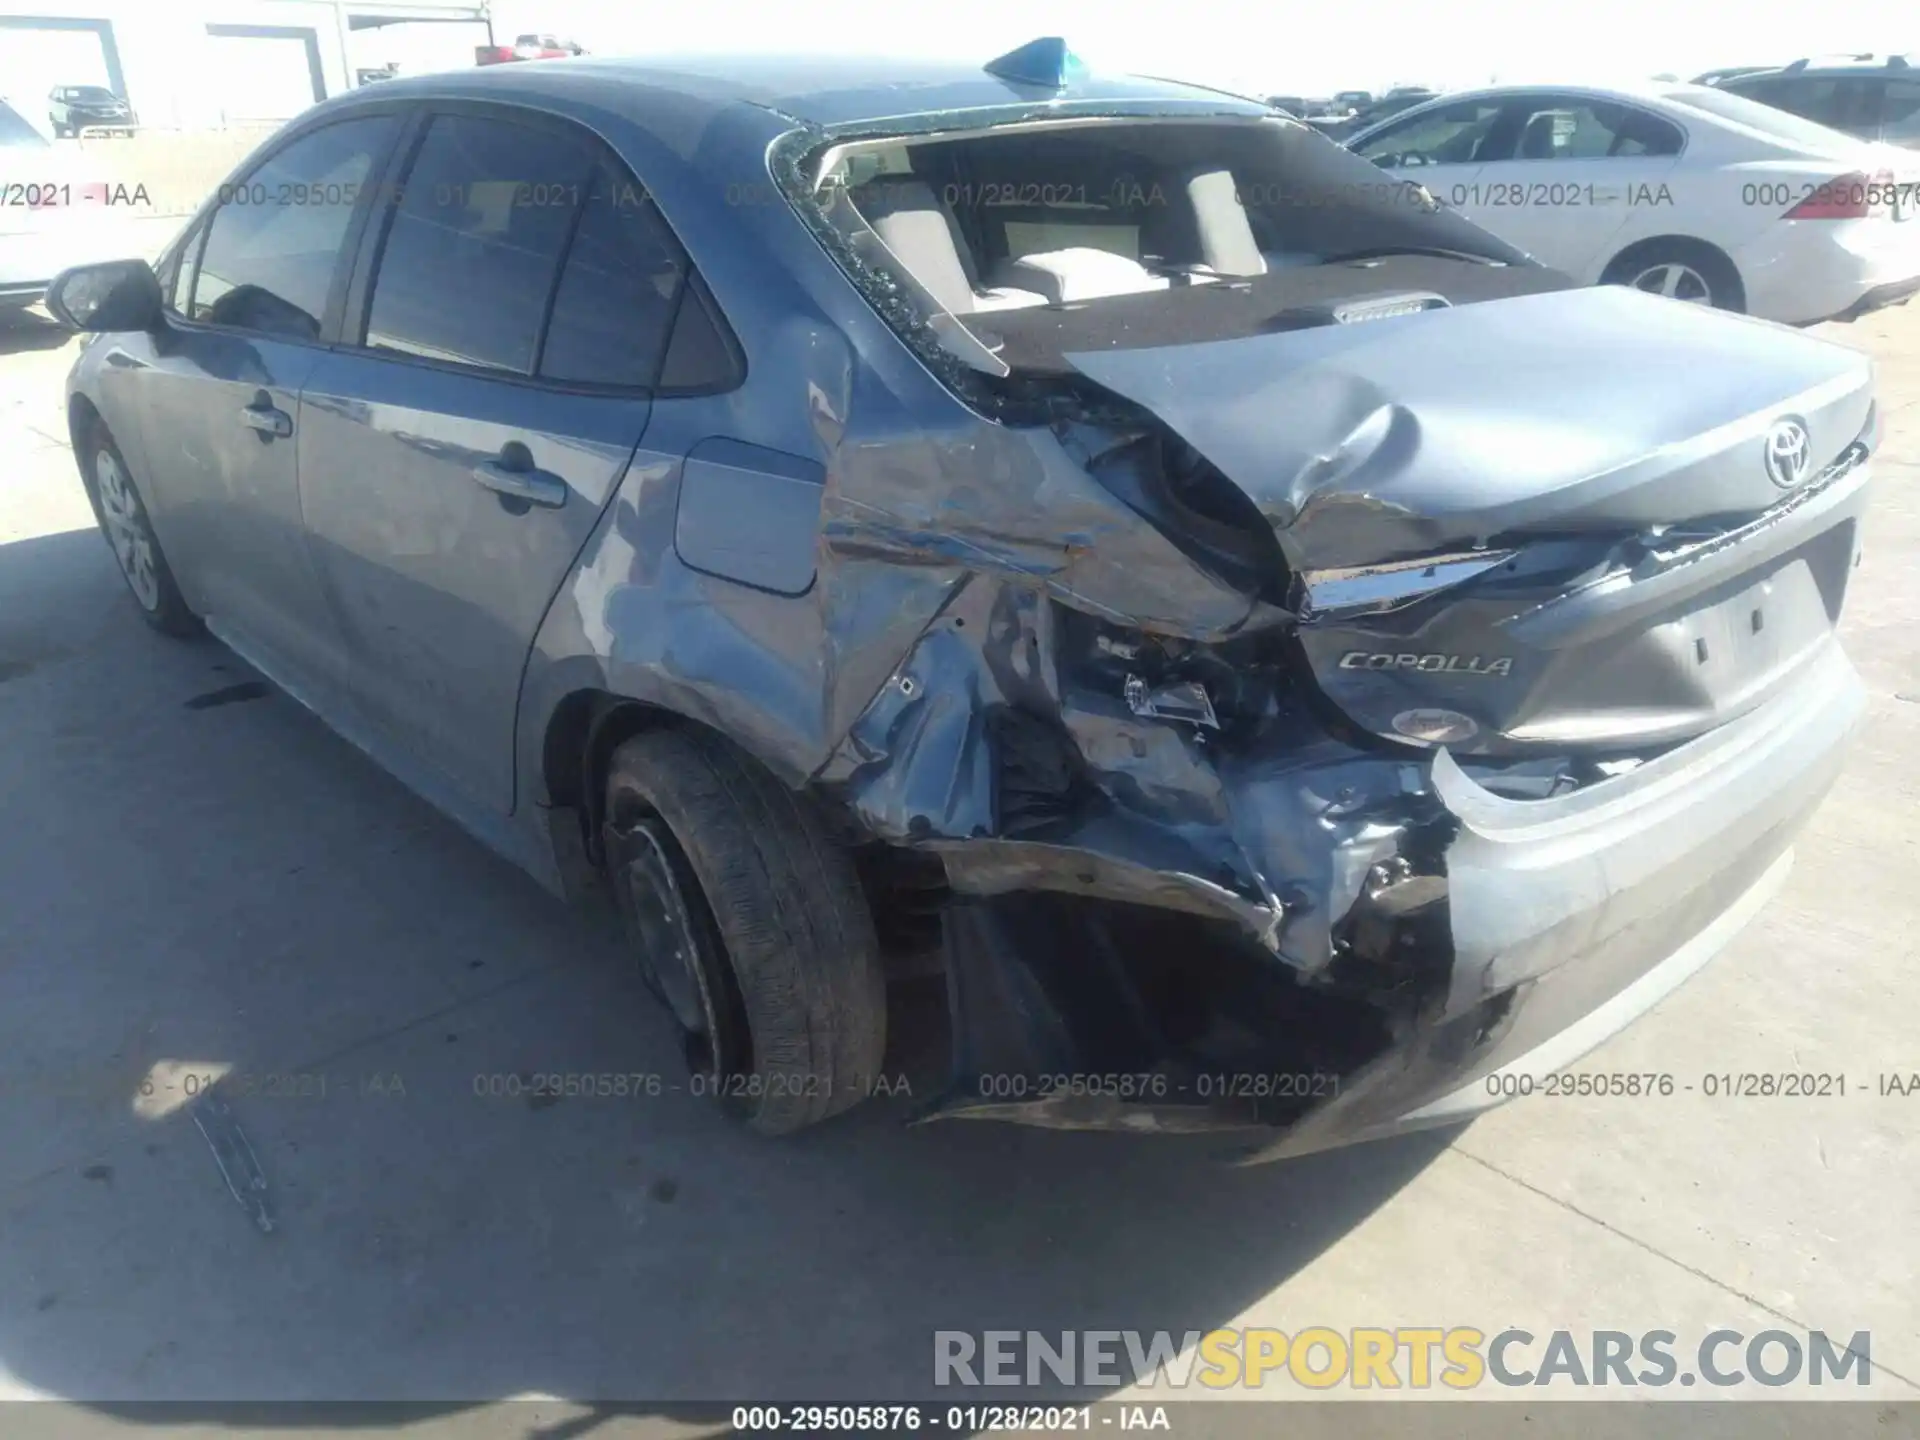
[
  {"left": 602, "top": 727, "right": 888, "bottom": 1135},
  {"left": 82, "top": 419, "right": 198, "bottom": 636}
]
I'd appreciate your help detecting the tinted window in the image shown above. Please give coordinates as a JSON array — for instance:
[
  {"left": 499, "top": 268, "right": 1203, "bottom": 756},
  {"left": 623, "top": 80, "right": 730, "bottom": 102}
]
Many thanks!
[
  {"left": 1882, "top": 80, "right": 1920, "bottom": 144},
  {"left": 156, "top": 226, "right": 196, "bottom": 314},
  {"left": 1496, "top": 99, "right": 1683, "bottom": 160},
  {"left": 658, "top": 276, "right": 741, "bottom": 391},
  {"left": 537, "top": 165, "right": 688, "bottom": 387},
  {"left": 190, "top": 115, "right": 397, "bottom": 339},
  {"left": 1353, "top": 101, "right": 1506, "bottom": 167},
  {"left": 1727, "top": 76, "right": 1877, "bottom": 135},
  {"left": 1667, "top": 84, "right": 1877, "bottom": 148},
  {"left": 364, "top": 113, "right": 592, "bottom": 373}
]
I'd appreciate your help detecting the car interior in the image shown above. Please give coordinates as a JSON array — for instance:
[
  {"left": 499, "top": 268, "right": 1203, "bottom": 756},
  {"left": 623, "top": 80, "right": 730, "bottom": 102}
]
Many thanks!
[
  {"left": 811, "top": 117, "right": 1546, "bottom": 379},
  {"left": 829, "top": 119, "right": 1515, "bottom": 317}
]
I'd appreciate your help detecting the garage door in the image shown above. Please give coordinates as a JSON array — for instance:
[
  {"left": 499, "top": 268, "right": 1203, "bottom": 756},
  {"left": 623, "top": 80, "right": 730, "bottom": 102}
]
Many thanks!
[
  {"left": 204, "top": 28, "right": 325, "bottom": 124},
  {"left": 0, "top": 23, "right": 113, "bottom": 125}
]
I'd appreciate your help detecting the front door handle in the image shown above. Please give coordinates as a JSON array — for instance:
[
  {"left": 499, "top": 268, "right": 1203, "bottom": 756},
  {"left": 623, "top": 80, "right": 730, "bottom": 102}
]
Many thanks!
[
  {"left": 240, "top": 396, "right": 293, "bottom": 439},
  {"left": 471, "top": 457, "right": 567, "bottom": 509}
]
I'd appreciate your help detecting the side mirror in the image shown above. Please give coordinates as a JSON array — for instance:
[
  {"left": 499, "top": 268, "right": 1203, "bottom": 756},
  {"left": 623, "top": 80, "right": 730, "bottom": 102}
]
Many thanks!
[{"left": 45, "top": 258, "right": 164, "bottom": 333}]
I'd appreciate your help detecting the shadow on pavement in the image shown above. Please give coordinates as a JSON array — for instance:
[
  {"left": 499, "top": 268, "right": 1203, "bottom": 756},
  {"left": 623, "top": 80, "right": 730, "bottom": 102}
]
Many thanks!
[
  {"left": 0, "top": 527, "right": 1460, "bottom": 1414},
  {"left": 0, "top": 310, "right": 75, "bottom": 357}
]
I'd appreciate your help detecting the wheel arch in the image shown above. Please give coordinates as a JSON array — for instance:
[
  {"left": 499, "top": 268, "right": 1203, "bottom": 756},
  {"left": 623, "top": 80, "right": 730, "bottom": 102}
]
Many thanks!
[
  {"left": 1599, "top": 233, "right": 1746, "bottom": 311},
  {"left": 539, "top": 688, "right": 820, "bottom": 875}
]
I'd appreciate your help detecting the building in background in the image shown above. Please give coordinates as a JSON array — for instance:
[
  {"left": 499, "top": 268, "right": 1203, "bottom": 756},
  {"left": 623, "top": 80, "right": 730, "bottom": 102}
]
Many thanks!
[{"left": 0, "top": 0, "right": 491, "bottom": 132}]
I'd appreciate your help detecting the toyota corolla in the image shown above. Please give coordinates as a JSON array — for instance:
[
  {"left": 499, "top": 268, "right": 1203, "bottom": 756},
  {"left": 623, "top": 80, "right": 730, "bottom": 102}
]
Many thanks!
[{"left": 49, "top": 41, "right": 1876, "bottom": 1158}]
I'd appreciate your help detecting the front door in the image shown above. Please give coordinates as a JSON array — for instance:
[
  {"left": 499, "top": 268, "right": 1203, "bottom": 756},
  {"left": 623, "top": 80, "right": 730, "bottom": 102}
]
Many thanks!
[
  {"left": 297, "top": 108, "right": 692, "bottom": 812},
  {"left": 132, "top": 112, "right": 402, "bottom": 698},
  {"left": 1349, "top": 97, "right": 1508, "bottom": 223}
]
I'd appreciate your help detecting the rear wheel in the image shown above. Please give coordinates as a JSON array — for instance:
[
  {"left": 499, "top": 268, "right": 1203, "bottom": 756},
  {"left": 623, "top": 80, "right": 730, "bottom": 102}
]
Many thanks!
[
  {"left": 1602, "top": 239, "right": 1745, "bottom": 312},
  {"left": 82, "top": 418, "right": 198, "bottom": 636},
  {"left": 601, "top": 727, "right": 887, "bottom": 1135}
]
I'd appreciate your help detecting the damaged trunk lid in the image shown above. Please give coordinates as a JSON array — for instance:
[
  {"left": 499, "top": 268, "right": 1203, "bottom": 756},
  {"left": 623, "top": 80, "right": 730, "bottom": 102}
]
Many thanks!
[{"left": 1067, "top": 284, "right": 1875, "bottom": 755}]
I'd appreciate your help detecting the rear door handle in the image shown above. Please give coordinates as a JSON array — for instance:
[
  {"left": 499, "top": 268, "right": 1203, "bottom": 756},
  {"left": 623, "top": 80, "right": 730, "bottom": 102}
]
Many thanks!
[
  {"left": 240, "top": 398, "right": 293, "bottom": 439},
  {"left": 471, "top": 457, "right": 567, "bottom": 509}
]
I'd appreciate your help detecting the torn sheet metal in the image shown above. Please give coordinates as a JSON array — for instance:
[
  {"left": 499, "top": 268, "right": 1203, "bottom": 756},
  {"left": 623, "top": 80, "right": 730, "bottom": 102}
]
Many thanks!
[{"left": 505, "top": 89, "right": 1879, "bottom": 1159}]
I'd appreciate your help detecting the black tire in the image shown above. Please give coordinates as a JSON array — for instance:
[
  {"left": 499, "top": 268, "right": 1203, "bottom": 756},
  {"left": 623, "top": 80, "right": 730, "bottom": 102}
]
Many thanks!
[
  {"left": 1601, "top": 238, "right": 1745, "bottom": 312},
  {"left": 79, "top": 416, "right": 199, "bottom": 636},
  {"left": 602, "top": 726, "right": 887, "bottom": 1135}
]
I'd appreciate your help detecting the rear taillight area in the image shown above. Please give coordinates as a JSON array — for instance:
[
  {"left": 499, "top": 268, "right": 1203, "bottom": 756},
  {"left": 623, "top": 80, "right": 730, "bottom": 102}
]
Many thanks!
[
  {"left": 1785, "top": 170, "right": 1896, "bottom": 220},
  {"left": 474, "top": 45, "right": 517, "bottom": 65}
]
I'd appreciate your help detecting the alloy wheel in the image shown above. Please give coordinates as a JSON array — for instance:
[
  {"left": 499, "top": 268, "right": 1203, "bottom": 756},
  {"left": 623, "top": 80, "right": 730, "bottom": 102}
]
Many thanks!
[
  {"left": 1629, "top": 262, "right": 1713, "bottom": 305},
  {"left": 94, "top": 447, "right": 161, "bottom": 611}
]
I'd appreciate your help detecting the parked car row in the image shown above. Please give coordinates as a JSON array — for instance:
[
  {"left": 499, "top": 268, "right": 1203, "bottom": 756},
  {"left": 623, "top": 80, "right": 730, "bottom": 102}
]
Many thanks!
[
  {"left": 1274, "top": 86, "right": 1442, "bottom": 140},
  {"left": 1344, "top": 78, "right": 1920, "bottom": 325},
  {"left": 475, "top": 33, "right": 587, "bottom": 65}
]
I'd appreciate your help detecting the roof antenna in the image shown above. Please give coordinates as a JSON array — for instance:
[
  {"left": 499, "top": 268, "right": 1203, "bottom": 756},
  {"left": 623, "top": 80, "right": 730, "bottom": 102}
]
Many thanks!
[{"left": 983, "top": 37, "right": 1089, "bottom": 89}]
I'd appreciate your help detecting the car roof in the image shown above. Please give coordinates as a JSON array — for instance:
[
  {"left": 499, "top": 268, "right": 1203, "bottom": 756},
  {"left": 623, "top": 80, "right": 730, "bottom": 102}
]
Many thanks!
[
  {"left": 1724, "top": 56, "right": 1915, "bottom": 80},
  {"left": 327, "top": 51, "right": 1271, "bottom": 131},
  {"left": 1362, "top": 77, "right": 1714, "bottom": 113}
]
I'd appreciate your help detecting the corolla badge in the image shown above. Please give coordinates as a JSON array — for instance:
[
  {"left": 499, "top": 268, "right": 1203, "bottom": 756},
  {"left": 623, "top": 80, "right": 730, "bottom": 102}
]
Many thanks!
[
  {"left": 1763, "top": 417, "right": 1812, "bottom": 489},
  {"left": 1339, "top": 651, "right": 1513, "bottom": 676}
]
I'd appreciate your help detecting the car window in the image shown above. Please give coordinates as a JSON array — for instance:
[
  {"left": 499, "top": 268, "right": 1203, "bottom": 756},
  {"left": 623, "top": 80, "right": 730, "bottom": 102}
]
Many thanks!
[
  {"left": 1881, "top": 80, "right": 1920, "bottom": 143},
  {"left": 1667, "top": 83, "right": 1875, "bottom": 148},
  {"left": 1496, "top": 98, "right": 1683, "bottom": 161},
  {"left": 154, "top": 225, "right": 197, "bottom": 314},
  {"left": 1725, "top": 76, "right": 1877, "bottom": 135},
  {"left": 1352, "top": 101, "right": 1506, "bottom": 167},
  {"left": 657, "top": 275, "right": 741, "bottom": 391},
  {"left": 189, "top": 115, "right": 398, "bottom": 340},
  {"left": 363, "top": 112, "right": 593, "bottom": 373},
  {"left": 537, "top": 165, "right": 688, "bottom": 387}
]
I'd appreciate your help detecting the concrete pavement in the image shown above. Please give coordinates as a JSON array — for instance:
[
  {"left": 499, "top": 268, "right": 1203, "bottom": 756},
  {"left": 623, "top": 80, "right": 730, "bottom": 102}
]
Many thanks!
[{"left": 0, "top": 300, "right": 1915, "bottom": 1424}]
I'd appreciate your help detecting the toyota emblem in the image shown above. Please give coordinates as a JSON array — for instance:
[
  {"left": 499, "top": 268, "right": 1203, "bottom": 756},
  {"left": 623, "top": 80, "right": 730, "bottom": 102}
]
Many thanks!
[{"left": 1764, "top": 417, "right": 1812, "bottom": 489}]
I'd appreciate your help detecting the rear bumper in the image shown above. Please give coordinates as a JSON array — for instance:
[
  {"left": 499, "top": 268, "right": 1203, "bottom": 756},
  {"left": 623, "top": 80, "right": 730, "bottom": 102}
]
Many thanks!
[
  {"left": 922, "top": 624, "right": 1866, "bottom": 1161},
  {"left": 1246, "top": 634, "right": 1864, "bottom": 1160},
  {"left": 1833, "top": 272, "right": 1920, "bottom": 321},
  {"left": 1735, "top": 219, "right": 1920, "bottom": 325}
]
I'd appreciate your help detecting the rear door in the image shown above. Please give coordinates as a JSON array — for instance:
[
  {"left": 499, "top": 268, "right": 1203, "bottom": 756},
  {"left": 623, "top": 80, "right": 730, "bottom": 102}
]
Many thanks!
[
  {"left": 296, "top": 105, "right": 688, "bottom": 812},
  {"left": 1466, "top": 93, "right": 1685, "bottom": 277}
]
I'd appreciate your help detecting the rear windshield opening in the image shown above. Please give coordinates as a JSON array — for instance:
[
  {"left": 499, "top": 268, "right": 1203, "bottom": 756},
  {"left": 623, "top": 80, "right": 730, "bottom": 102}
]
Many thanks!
[{"left": 789, "top": 116, "right": 1543, "bottom": 404}]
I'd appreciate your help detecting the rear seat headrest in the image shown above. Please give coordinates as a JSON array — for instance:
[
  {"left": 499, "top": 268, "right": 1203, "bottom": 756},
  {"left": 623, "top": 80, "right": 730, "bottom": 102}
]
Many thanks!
[{"left": 849, "top": 177, "right": 982, "bottom": 314}]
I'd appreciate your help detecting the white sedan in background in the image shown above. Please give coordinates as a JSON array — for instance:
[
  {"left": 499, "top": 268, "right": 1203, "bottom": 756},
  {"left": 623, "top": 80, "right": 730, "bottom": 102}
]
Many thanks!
[
  {"left": 1345, "top": 79, "right": 1920, "bottom": 324},
  {"left": 1, "top": 97, "right": 151, "bottom": 313}
]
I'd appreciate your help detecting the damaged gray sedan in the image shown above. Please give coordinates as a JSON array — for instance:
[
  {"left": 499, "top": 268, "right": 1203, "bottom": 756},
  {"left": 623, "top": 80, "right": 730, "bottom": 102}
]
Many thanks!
[{"left": 52, "top": 41, "right": 1877, "bottom": 1158}]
